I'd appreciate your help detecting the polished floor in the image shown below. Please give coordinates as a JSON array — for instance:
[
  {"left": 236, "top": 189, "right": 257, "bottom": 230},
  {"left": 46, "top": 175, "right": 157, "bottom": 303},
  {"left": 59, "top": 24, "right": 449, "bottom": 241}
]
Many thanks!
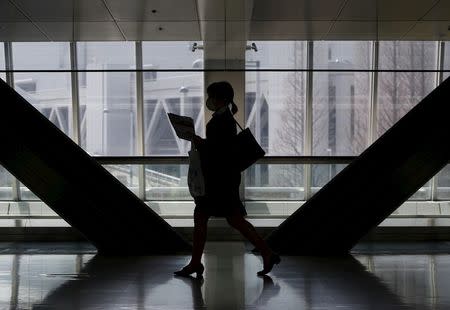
[{"left": 0, "top": 242, "right": 450, "bottom": 309}]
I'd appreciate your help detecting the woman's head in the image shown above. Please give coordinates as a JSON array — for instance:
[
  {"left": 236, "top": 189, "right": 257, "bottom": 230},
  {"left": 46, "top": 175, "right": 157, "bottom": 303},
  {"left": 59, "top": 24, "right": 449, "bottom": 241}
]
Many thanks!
[{"left": 206, "top": 81, "right": 238, "bottom": 115}]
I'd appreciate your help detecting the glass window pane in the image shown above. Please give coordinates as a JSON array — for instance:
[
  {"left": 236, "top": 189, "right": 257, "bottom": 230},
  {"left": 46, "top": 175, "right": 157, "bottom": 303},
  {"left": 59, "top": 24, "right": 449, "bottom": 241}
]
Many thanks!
[
  {"left": 142, "top": 41, "right": 204, "bottom": 156},
  {"left": 142, "top": 41, "right": 203, "bottom": 69},
  {"left": 77, "top": 42, "right": 135, "bottom": 70},
  {"left": 379, "top": 41, "right": 437, "bottom": 70},
  {"left": 245, "top": 164, "right": 304, "bottom": 200},
  {"left": 142, "top": 42, "right": 204, "bottom": 156},
  {"left": 245, "top": 42, "right": 307, "bottom": 156},
  {"left": 246, "top": 41, "right": 307, "bottom": 69},
  {"left": 78, "top": 42, "right": 137, "bottom": 156},
  {"left": 12, "top": 42, "right": 70, "bottom": 70},
  {"left": 1, "top": 201, "right": 57, "bottom": 217},
  {"left": 311, "top": 164, "right": 430, "bottom": 200},
  {"left": 314, "top": 41, "right": 372, "bottom": 70},
  {"left": 12, "top": 43, "right": 73, "bottom": 137},
  {"left": 377, "top": 41, "right": 437, "bottom": 137},
  {"left": 312, "top": 164, "right": 347, "bottom": 195},
  {"left": 313, "top": 42, "right": 371, "bottom": 156},
  {"left": 142, "top": 74, "right": 204, "bottom": 155},
  {"left": 377, "top": 71, "right": 436, "bottom": 136},
  {"left": 14, "top": 72, "right": 73, "bottom": 136},
  {"left": 409, "top": 181, "right": 431, "bottom": 200},
  {"left": 145, "top": 164, "right": 191, "bottom": 200},
  {"left": 103, "top": 165, "right": 139, "bottom": 196},
  {"left": 437, "top": 165, "right": 450, "bottom": 200},
  {"left": 0, "top": 166, "right": 14, "bottom": 200},
  {"left": 20, "top": 181, "right": 39, "bottom": 200},
  {"left": 246, "top": 71, "right": 306, "bottom": 155}
]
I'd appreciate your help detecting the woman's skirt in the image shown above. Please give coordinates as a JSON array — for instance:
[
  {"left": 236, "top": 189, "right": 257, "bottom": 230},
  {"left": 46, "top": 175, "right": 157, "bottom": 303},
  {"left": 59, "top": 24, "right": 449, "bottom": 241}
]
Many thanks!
[
  {"left": 196, "top": 158, "right": 246, "bottom": 217},
  {"left": 194, "top": 194, "right": 247, "bottom": 217}
]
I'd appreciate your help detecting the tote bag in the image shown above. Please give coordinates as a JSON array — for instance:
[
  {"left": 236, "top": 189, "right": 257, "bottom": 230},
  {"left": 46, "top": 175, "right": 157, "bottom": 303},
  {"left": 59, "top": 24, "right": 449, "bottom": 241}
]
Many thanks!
[
  {"left": 232, "top": 119, "right": 266, "bottom": 172},
  {"left": 188, "top": 144, "right": 206, "bottom": 197}
]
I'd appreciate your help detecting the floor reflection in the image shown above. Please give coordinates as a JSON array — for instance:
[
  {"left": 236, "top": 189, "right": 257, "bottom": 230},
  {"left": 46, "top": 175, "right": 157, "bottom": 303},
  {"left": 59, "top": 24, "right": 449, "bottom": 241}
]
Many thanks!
[
  {"left": 173, "top": 275, "right": 205, "bottom": 308},
  {"left": 270, "top": 255, "right": 414, "bottom": 310},
  {"left": 251, "top": 275, "right": 281, "bottom": 307},
  {"left": 33, "top": 255, "right": 189, "bottom": 309},
  {"left": 0, "top": 242, "right": 448, "bottom": 309}
]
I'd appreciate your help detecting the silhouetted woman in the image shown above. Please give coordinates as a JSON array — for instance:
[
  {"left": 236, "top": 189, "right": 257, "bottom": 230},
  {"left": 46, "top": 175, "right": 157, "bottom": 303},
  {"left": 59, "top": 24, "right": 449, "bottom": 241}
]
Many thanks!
[{"left": 174, "top": 81, "right": 280, "bottom": 277}]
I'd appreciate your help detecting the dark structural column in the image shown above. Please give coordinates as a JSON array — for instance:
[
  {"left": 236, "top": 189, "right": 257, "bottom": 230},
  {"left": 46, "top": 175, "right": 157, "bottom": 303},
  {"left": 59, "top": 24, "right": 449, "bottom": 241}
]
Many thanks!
[
  {"left": 265, "top": 77, "right": 450, "bottom": 255},
  {"left": 0, "top": 79, "right": 191, "bottom": 254}
]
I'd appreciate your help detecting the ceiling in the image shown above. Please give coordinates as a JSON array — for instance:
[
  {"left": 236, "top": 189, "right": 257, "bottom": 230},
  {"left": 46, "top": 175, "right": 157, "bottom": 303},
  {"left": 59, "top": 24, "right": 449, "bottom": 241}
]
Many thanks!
[{"left": 0, "top": 0, "right": 449, "bottom": 41}]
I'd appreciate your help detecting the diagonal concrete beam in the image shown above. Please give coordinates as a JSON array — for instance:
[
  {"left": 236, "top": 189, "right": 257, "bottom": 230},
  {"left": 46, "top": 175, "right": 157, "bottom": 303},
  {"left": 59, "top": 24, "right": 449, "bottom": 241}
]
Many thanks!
[
  {"left": 0, "top": 79, "right": 191, "bottom": 254},
  {"left": 265, "top": 77, "right": 450, "bottom": 255}
]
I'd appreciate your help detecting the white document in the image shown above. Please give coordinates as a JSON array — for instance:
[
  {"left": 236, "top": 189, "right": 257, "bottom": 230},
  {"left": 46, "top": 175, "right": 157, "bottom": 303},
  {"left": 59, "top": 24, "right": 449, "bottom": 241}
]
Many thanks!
[{"left": 167, "top": 113, "right": 195, "bottom": 140}]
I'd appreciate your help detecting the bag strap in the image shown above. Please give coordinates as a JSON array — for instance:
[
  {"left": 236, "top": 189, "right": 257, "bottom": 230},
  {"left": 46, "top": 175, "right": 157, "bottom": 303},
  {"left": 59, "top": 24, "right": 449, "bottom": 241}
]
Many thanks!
[
  {"left": 222, "top": 104, "right": 244, "bottom": 131},
  {"left": 231, "top": 115, "right": 244, "bottom": 132}
]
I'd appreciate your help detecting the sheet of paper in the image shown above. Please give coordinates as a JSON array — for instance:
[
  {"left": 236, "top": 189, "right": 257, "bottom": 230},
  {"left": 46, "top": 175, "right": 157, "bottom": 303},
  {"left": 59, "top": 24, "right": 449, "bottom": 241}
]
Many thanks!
[{"left": 167, "top": 113, "right": 195, "bottom": 140}]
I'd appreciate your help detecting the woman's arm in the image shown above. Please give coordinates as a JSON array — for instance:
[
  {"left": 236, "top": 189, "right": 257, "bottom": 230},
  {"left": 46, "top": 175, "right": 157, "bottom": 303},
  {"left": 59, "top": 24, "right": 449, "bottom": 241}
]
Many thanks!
[
  {"left": 193, "top": 114, "right": 236, "bottom": 154},
  {"left": 192, "top": 134, "right": 206, "bottom": 150}
]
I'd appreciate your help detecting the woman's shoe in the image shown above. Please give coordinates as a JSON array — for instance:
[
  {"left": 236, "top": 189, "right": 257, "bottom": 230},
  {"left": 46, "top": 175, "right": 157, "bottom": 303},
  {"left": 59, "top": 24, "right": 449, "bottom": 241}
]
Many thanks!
[
  {"left": 257, "top": 252, "right": 281, "bottom": 276},
  {"left": 174, "top": 263, "right": 205, "bottom": 277}
]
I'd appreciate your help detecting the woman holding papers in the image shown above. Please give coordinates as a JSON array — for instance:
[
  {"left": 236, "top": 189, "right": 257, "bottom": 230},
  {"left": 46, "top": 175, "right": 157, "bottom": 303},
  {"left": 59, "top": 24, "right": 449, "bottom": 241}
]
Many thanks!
[{"left": 174, "top": 81, "right": 280, "bottom": 277}]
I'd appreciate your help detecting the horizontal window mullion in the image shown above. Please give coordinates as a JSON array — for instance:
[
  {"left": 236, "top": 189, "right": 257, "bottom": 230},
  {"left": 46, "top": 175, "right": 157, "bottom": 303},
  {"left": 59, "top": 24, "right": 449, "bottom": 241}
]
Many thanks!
[{"left": 1, "top": 69, "right": 450, "bottom": 73}]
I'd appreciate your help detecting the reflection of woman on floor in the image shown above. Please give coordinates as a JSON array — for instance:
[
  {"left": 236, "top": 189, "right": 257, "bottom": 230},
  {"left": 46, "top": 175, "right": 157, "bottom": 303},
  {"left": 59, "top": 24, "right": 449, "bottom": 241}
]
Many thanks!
[{"left": 174, "top": 81, "right": 280, "bottom": 277}]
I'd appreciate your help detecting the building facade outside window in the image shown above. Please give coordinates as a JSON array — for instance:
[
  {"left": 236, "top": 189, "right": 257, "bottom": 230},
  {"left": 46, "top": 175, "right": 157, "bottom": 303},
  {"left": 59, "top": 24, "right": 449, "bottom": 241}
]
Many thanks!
[
  {"left": 246, "top": 41, "right": 307, "bottom": 201},
  {"left": 77, "top": 42, "right": 137, "bottom": 156}
]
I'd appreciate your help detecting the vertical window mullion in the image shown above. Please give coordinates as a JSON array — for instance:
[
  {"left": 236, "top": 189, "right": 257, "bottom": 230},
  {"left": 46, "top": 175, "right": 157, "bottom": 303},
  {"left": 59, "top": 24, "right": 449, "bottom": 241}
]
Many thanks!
[
  {"left": 70, "top": 42, "right": 81, "bottom": 145},
  {"left": 5, "top": 42, "right": 20, "bottom": 201},
  {"left": 135, "top": 41, "right": 146, "bottom": 201},
  {"left": 368, "top": 40, "right": 379, "bottom": 146},
  {"left": 431, "top": 41, "right": 445, "bottom": 201},
  {"left": 304, "top": 41, "right": 313, "bottom": 200}
]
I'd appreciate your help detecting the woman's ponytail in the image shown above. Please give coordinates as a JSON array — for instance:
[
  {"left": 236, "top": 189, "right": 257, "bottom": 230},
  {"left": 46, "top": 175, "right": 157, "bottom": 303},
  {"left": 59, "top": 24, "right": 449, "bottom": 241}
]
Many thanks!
[{"left": 230, "top": 101, "right": 238, "bottom": 115}]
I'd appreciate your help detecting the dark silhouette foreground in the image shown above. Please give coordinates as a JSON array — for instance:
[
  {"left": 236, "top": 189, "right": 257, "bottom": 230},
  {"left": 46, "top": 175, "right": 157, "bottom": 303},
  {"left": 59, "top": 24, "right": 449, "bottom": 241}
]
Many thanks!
[{"left": 174, "top": 81, "right": 280, "bottom": 277}]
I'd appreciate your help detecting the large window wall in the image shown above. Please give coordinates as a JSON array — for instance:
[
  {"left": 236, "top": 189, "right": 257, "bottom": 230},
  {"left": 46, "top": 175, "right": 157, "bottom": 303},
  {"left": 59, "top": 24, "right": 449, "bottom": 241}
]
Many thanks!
[
  {"left": 0, "top": 40, "right": 449, "bottom": 224},
  {"left": 0, "top": 41, "right": 204, "bottom": 220},
  {"left": 245, "top": 40, "right": 450, "bottom": 208}
]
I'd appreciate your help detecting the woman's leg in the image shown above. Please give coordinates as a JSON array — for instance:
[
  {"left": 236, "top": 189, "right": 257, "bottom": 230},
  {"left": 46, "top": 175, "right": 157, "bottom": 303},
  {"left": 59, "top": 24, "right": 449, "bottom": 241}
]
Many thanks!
[
  {"left": 226, "top": 210, "right": 272, "bottom": 257},
  {"left": 189, "top": 207, "right": 210, "bottom": 266}
]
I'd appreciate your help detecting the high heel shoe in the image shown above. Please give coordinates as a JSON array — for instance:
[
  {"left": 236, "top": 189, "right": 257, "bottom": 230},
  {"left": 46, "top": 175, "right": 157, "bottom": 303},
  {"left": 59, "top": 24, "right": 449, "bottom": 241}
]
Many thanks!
[
  {"left": 257, "top": 252, "right": 281, "bottom": 276},
  {"left": 174, "top": 263, "right": 205, "bottom": 278}
]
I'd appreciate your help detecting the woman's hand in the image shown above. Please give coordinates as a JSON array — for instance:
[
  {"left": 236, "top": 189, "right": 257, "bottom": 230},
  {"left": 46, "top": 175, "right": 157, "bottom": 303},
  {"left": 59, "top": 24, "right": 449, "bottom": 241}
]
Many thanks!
[{"left": 192, "top": 134, "right": 204, "bottom": 147}]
